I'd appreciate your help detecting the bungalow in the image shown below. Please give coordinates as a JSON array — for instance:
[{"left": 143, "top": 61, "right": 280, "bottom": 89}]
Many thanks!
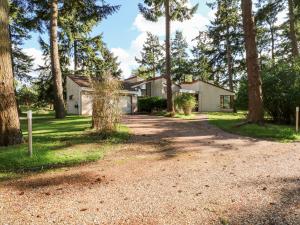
[
  {"left": 125, "top": 76, "right": 235, "bottom": 112},
  {"left": 66, "top": 75, "right": 235, "bottom": 115},
  {"left": 66, "top": 75, "right": 138, "bottom": 115}
]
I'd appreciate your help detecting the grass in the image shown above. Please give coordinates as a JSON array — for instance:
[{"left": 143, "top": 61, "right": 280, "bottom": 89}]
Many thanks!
[
  {"left": 207, "top": 112, "right": 300, "bottom": 142},
  {"left": 0, "top": 111, "right": 129, "bottom": 181}
]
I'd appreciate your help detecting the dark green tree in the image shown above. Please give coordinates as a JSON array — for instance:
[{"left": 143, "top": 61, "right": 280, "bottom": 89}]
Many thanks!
[
  {"left": 171, "top": 31, "right": 189, "bottom": 83},
  {"left": 135, "top": 32, "right": 164, "bottom": 79},
  {"left": 138, "top": 0, "right": 198, "bottom": 112},
  {"left": 190, "top": 32, "right": 213, "bottom": 81},
  {"left": 206, "top": 0, "right": 244, "bottom": 91}
]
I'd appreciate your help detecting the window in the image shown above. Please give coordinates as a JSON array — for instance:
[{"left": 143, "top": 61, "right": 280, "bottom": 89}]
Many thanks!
[
  {"left": 220, "top": 95, "right": 234, "bottom": 109},
  {"left": 69, "top": 95, "right": 73, "bottom": 100}
]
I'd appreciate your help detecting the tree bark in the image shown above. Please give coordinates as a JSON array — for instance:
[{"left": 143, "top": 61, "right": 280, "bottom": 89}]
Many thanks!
[
  {"left": 288, "top": 0, "right": 299, "bottom": 57},
  {"left": 241, "top": 0, "right": 264, "bottom": 123},
  {"left": 164, "top": 0, "right": 173, "bottom": 113},
  {"left": 0, "top": 0, "right": 23, "bottom": 146},
  {"left": 74, "top": 39, "right": 78, "bottom": 73},
  {"left": 226, "top": 26, "right": 234, "bottom": 91},
  {"left": 50, "top": 0, "right": 65, "bottom": 119}
]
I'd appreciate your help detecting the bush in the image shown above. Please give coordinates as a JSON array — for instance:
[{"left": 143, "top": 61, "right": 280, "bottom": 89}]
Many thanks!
[
  {"left": 138, "top": 97, "right": 167, "bottom": 113},
  {"left": 236, "top": 59, "right": 300, "bottom": 124},
  {"left": 174, "top": 93, "right": 196, "bottom": 115}
]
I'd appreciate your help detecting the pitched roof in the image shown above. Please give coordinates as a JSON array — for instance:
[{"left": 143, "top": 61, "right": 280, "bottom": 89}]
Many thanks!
[
  {"left": 182, "top": 80, "right": 235, "bottom": 93},
  {"left": 68, "top": 75, "right": 91, "bottom": 88},
  {"left": 68, "top": 75, "right": 137, "bottom": 92}
]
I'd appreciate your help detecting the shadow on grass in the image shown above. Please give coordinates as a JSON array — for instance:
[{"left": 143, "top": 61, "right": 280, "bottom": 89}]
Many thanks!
[{"left": 0, "top": 113, "right": 129, "bottom": 180}]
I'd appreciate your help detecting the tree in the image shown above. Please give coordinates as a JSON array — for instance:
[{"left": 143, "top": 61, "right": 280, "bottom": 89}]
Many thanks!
[
  {"left": 50, "top": 0, "right": 65, "bottom": 119},
  {"left": 138, "top": 0, "right": 198, "bottom": 112},
  {"left": 190, "top": 32, "right": 213, "bottom": 81},
  {"left": 0, "top": 0, "right": 23, "bottom": 146},
  {"left": 206, "top": 0, "right": 243, "bottom": 91},
  {"left": 171, "top": 31, "right": 189, "bottom": 83},
  {"left": 135, "top": 32, "right": 164, "bottom": 79},
  {"left": 288, "top": 0, "right": 299, "bottom": 57},
  {"left": 241, "top": 0, "right": 264, "bottom": 123}
]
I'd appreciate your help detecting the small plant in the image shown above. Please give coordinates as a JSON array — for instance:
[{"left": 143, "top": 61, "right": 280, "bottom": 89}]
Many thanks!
[
  {"left": 175, "top": 93, "right": 196, "bottom": 115},
  {"left": 138, "top": 97, "right": 167, "bottom": 113}
]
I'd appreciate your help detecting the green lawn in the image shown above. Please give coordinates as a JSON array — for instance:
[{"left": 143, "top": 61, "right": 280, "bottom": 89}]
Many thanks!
[
  {"left": 207, "top": 112, "right": 300, "bottom": 142},
  {"left": 0, "top": 111, "right": 129, "bottom": 181}
]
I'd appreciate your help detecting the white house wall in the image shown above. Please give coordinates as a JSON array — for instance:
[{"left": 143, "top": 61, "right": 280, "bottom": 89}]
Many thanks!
[
  {"left": 181, "top": 81, "right": 234, "bottom": 112},
  {"left": 66, "top": 77, "right": 81, "bottom": 115},
  {"left": 81, "top": 92, "right": 93, "bottom": 115}
]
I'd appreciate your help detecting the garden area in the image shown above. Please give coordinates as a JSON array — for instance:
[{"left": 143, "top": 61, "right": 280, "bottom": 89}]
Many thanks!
[
  {"left": 208, "top": 112, "right": 300, "bottom": 142},
  {"left": 0, "top": 110, "right": 129, "bottom": 181}
]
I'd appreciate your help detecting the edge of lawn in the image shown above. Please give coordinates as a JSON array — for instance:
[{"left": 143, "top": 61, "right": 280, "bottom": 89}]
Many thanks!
[
  {"left": 207, "top": 112, "right": 300, "bottom": 143},
  {"left": 0, "top": 112, "right": 130, "bottom": 182}
]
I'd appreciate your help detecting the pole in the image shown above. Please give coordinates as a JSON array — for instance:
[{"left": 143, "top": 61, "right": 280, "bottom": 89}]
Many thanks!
[
  {"left": 296, "top": 107, "right": 299, "bottom": 132},
  {"left": 27, "top": 110, "right": 32, "bottom": 157}
]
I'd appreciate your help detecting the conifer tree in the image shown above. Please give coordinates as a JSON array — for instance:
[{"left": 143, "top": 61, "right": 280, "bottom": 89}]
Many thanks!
[
  {"left": 135, "top": 32, "right": 164, "bottom": 79},
  {"left": 138, "top": 0, "right": 198, "bottom": 112}
]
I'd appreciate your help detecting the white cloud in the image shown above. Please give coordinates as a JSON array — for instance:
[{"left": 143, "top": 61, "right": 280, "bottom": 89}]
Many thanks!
[
  {"left": 23, "top": 48, "right": 44, "bottom": 70},
  {"left": 115, "top": 9, "right": 214, "bottom": 79}
]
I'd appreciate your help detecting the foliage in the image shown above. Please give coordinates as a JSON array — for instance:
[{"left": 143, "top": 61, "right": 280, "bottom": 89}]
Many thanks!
[
  {"left": 205, "top": 0, "right": 244, "bottom": 90},
  {"left": 174, "top": 93, "right": 196, "bottom": 115},
  {"left": 138, "top": 97, "right": 167, "bottom": 113},
  {"left": 17, "top": 85, "right": 38, "bottom": 106},
  {"left": 135, "top": 32, "right": 164, "bottom": 79},
  {"left": 171, "top": 31, "right": 190, "bottom": 82},
  {"left": 236, "top": 59, "right": 300, "bottom": 124},
  {"left": 92, "top": 73, "right": 122, "bottom": 133},
  {"left": 207, "top": 112, "right": 300, "bottom": 142},
  {"left": 0, "top": 111, "right": 129, "bottom": 180}
]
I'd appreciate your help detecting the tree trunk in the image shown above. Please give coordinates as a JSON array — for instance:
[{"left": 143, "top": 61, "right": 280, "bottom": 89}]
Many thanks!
[
  {"left": 50, "top": 0, "right": 65, "bottom": 119},
  {"left": 164, "top": 0, "right": 173, "bottom": 113},
  {"left": 288, "top": 0, "right": 299, "bottom": 57},
  {"left": 226, "top": 26, "right": 234, "bottom": 91},
  {"left": 0, "top": 0, "right": 23, "bottom": 146},
  {"left": 241, "top": 0, "right": 264, "bottom": 124},
  {"left": 74, "top": 39, "right": 78, "bottom": 73}
]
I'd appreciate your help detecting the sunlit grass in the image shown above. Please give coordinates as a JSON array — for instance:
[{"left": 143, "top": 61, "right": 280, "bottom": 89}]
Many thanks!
[
  {"left": 0, "top": 111, "right": 129, "bottom": 181},
  {"left": 207, "top": 112, "right": 300, "bottom": 142}
]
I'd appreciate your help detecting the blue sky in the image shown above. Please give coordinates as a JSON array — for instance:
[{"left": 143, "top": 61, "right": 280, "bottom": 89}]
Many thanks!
[{"left": 23, "top": 0, "right": 215, "bottom": 78}]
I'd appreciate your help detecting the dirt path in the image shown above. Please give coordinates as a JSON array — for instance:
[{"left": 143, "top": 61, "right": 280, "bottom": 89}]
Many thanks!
[{"left": 0, "top": 114, "right": 299, "bottom": 225}]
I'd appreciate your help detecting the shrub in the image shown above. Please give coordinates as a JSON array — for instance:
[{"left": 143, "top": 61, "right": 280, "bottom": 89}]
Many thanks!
[
  {"left": 92, "top": 73, "right": 121, "bottom": 133},
  {"left": 138, "top": 97, "right": 167, "bottom": 113},
  {"left": 175, "top": 93, "right": 196, "bottom": 115},
  {"left": 236, "top": 59, "right": 300, "bottom": 124}
]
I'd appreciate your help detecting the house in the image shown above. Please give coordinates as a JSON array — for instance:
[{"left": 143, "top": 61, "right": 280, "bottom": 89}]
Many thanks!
[
  {"left": 66, "top": 75, "right": 138, "bottom": 115},
  {"left": 125, "top": 75, "right": 235, "bottom": 112}
]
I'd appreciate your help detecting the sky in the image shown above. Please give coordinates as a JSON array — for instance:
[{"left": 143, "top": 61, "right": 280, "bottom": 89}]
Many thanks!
[{"left": 22, "top": 0, "right": 216, "bottom": 79}]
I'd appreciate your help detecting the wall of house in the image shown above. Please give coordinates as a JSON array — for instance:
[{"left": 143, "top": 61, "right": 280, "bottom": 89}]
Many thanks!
[
  {"left": 66, "top": 77, "right": 81, "bottom": 115},
  {"left": 81, "top": 91, "right": 93, "bottom": 116},
  {"left": 151, "top": 79, "right": 164, "bottom": 97},
  {"left": 181, "top": 81, "right": 234, "bottom": 112}
]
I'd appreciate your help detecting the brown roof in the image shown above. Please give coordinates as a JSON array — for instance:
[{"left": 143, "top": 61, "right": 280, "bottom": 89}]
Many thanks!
[
  {"left": 68, "top": 75, "right": 137, "bottom": 92},
  {"left": 68, "top": 75, "right": 91, "bottom": 88},
  {"left": 182, "top": 80, "right": 234, "bottom": 93}
]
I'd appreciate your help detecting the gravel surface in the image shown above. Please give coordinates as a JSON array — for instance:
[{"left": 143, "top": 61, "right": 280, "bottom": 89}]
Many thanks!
[{"left": 0, "top": 114, "right": 299, "bottom": 225}]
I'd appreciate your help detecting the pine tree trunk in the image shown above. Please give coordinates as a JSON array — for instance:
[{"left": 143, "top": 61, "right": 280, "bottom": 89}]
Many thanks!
[
  {"left": 0, "top": 0, "right": 23, "bottom": 146},
  {"left": 241, "top": 0, "right": 264, "bottom": 124},
  {"left": 288, "top": 0, "right": 299, "bottom": 57},
  {"left": 226, "top": 26, "right": 233, "bottom": 91},
  {"left": 164, "top": 0, "right": 173, "bottom": 113},
  {"left": 74, "top": 39, "right": 78, "bottom": 73},
  {"left": 50, "top": 0, "right": 65, "bottom": 119}
]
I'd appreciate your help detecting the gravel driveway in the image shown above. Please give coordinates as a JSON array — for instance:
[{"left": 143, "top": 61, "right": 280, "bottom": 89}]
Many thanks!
[{"left": 0, "top": 114, "right": 299, "bottom": 225}]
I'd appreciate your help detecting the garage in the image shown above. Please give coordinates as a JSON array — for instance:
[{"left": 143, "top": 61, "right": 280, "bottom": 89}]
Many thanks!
[{"left": 119, "top": 95, "right": 132, "bottom": 114}]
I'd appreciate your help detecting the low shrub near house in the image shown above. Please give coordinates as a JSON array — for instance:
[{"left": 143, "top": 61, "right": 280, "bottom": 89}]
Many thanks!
[
  {"left": 175, "top": 93, "right": 196, "bottom": 115},
  {"left": 138, "top": 97, "right": 167, "bottom": 113}
]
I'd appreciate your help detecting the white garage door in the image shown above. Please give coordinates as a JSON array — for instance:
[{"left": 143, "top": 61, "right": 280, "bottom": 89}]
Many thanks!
[{"left": 119, "top": 95, "right": 132, "bottom": 114}]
